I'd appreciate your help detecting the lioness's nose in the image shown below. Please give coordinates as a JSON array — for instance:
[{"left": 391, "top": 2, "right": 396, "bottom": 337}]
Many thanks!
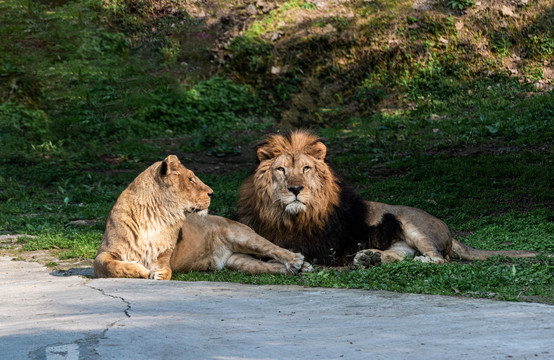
[
  {"left": 208, "top": 192, "right": 214, "bottom": 198},
  {"left": 288, "top": 186, "right": 304, "bottom": 196}
]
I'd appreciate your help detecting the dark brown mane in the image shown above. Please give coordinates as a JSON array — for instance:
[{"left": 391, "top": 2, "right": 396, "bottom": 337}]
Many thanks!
[{"left": 236, "top": 131, "right": 401, "bottom": 265}]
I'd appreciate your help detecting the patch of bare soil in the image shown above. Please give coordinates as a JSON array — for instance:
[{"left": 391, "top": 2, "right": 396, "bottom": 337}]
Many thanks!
[
  {"left": 138, "top": 129, "right": 272, "bottom": 175},
  {"left": 175, "top": 146, "right": 258, "bottom": 175},
  {"left": 0, "top": 235, "right": 93, "bottom": 277},
  {"left": 422, "top": 140, "right": 552, "bottom": 157}
]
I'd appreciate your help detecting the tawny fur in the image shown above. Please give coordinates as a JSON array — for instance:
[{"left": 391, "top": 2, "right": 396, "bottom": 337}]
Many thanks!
[
  {"left": 94, "top": 155, "right": 312, "bottom": 279},
  {"left": 236, "top": 130, "right": 540, "bottom": 266},
  {"left": 170, "top": 214, "right": 312, "bottom": 275},
  {"left": 94, "top": 155, "right": 213, "bottom": 279},
  {"left": 244, "top": 131, "right": 341, "bottom": 238}
]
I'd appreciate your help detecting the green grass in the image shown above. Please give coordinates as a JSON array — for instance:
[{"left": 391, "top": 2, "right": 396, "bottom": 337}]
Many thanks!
[
  {"left": 0, "top": 0, "right": 552, "bottom": 303},
  {"left": 0, "top": 0, "right": 267, "bottom": 166},
  {"left": 174, "top": 255, "right": 553, "bottom": 303}
]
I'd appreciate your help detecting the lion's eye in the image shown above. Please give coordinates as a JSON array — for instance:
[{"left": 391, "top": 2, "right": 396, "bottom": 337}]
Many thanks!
[
  {"left": 303, "top": 166, "right": 311, "bottom": 173},
  {"left": 276, "top": 167, "right": 286, "bottom": 174},
  {"left": 189, "top": 177, "right": 195, "bottom": 183}
]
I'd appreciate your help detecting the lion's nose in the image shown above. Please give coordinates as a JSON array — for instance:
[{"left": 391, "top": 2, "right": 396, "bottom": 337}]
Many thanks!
[
  {"left": 288, "top": 186, "right": 304, "bottom": 196},
  {"left": 208, "top": 192, "right": 214, "bottom": 198}
]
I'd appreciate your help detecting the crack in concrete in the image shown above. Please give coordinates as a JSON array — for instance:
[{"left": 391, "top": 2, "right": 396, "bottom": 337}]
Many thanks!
[
  {"left": 28, "top": 282, "right": 132, "bottom": 359},
  {"left": 85, "top": 282, "right": 131, "bottom": 319}
]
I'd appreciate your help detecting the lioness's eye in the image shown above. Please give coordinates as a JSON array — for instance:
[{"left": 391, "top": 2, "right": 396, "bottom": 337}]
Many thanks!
[
  {"left": 276, "top": 167, "right": 285, "bottom": 174},
  {"left": 303, "top": 166, "right": 311, "bottom": 173},
  {"left": 189, "top": 177, "right": 195, "bottom": 183}
]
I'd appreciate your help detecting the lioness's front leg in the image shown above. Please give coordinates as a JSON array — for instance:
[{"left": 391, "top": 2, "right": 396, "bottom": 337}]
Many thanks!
[
  {"left": 225, "top": 253, "right": 289, "bottom": 274},
  {"left": 222, "top": 219, "right": 312, "bottom": 273},
  {"left": 94, "top": 252, "right": 151, "bottom": 279}
]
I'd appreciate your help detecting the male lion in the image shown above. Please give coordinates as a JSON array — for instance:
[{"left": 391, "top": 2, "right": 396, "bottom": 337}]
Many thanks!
[
  {"left": 235, "top": 131, "right": 539, "bottom": 266},
  {"left": 94, "top": 155, "right": 311, "bottom": 280}
]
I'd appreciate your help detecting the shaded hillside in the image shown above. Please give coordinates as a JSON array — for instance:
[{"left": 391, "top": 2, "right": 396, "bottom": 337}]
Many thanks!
[
  {"left": 103, "top": 0, "right": 553, "bottom": 126},
  {"left": 1, "top": 0, "right": 552, "bottom": 164}
]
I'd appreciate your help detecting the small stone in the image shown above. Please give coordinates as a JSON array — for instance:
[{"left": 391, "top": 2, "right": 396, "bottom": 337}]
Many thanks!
[
  {"left": 246, "top": 4, "right": 257, "bottom": 16},
  {"left": 500, "top": 5, "right": 516, "bottom": 17},
  {"left": 271, "top": 31, "right": 284, "bottom": 41}
]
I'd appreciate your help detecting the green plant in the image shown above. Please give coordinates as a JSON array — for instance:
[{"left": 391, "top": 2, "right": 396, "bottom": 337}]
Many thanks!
[
  {"left": 405, "top": 60, "right": 457, "bottom": 100},
  {"left": 490, "top": 31, "right": 512, "bottom": 57},
  {"left": 225, "top": 36, "right": 272, "bottom": 74},
  {"left": 135, "top": 77, "right": 262, "bottom": 136},
  {"left": 160, "top": 38, "right": 180, "bottom": 63},
  {"left": 445, "top": 0, "right": 474, "bottom": 10},
  {"left": 525, "top": 34, "right": 554, "bottom": 60},
  {"left": 0, "top": 102, "right": 52, "bottom": 161},
  {"left": 356, "top": 81, "right": 387, "bottom": 106},
  {"left": 76, "top": 29, "right": 127, "bottom": 59}
]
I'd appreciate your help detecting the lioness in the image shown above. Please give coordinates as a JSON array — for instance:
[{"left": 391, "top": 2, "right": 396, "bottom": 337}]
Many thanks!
[
  {"left": 94, "top": 155, "right": 311, "bottom": 279},
  {"left": 235, "top": 131, "right": 540, "bottom": 266}
]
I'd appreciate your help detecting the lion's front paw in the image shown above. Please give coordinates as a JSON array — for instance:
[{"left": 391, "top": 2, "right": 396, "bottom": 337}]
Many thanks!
[
  {"left": 284, "top": 253, "right": 305, "bottom": 274},
  {"left": 301, "top": 261, "right": 314, "bottom": 273},
  {"left": 353, "top": 250, "right": 382, "bottom": 268},
  {"left": 413, "top": 255, "right": 431, "bottom": 263},
  {"left": 414, "top": 255, "right": 445, "bottom": 264},
  {"left": 148, "top": 268, "right": 171, "bottom": 280}
]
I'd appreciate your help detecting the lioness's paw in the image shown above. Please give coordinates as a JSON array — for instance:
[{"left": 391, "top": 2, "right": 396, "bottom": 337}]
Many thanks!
[
  {"left": 284, "top": 253, "right": 305, "bottom": 274},
  {"left": 353, "top": 250, "right": 382, "bottom": 268},
  {"left": 149, "top": 268, "right": 171, "bottom": 280}
]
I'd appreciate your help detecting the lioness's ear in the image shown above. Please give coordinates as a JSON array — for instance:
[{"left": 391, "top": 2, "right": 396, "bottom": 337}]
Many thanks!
[
  {"left": 160, "top": 155, "right": 181, "bottom": 176},
  {"left": 308, "top": 141, "right": 327, "bottom": 161}
]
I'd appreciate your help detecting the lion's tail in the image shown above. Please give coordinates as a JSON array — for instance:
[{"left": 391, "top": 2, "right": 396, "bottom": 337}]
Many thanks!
[{"left": 451, "top": 239, "right": 540, "bottom": 261}]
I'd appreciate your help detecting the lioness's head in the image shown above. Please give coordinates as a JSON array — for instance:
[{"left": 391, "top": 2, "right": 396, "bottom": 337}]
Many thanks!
[
  {"left": 154, "top": 155, "right": 213, "bottom": 216},
  {"left": 253, "top": 131, "right": 340, "bottom": 216}
]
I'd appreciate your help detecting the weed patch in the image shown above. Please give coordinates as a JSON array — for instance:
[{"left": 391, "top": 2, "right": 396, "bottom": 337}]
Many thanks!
[{"left": 175, "top": 255, "right": 553, "bottom": 304}]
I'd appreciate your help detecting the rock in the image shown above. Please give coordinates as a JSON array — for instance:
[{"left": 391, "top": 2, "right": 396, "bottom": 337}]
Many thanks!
[
  {"left": 412, "top": 0, "right": 437, "bottom": 11},
  {"left": 271, "top": 31, "right": 284, "bottom": 41},
  {"left": 510, "top": 0, "right": 528, "bottom": 6},
  {"left": 246, "top": 4, "right": 257, "bottom": 16},
  {"left": 308, "top": 0, "right": 326, "bottom": 9},
  {"left": 321, "top": 24, "right": 337, "bottom": 35},
  {"left": 256, "top": 0, "right": 275, "bottom": 13},
  {"left": 500, "top": 5, "right": 517, "bottom": 18}
]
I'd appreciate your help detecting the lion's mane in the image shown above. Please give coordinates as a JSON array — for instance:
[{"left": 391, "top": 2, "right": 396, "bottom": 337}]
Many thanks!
[{"left": 236, "top": 131, "right": 401, "bottom": 265}]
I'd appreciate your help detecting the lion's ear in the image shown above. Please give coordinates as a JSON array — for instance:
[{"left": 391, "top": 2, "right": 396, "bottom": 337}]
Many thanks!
[
  {"left": 256, "top": 142, "right": 276, "bottom": 162},
  {"left": 160, "top": 155, "right": 181, "bottom": 176},
  {"left": 308, "top": 141, "right": 327, "bottom": 161}
]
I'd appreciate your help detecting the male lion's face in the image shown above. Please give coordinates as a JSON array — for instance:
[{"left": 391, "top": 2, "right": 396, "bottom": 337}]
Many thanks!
[
  {"left": 253, "top": 131, "right": 333, "bottom": 217},
  {"left": 270, "top": 153, "right": 318, "bottom": 215},
  {"left": 159, "top": 155, "right": 213, "bottom": 215}
]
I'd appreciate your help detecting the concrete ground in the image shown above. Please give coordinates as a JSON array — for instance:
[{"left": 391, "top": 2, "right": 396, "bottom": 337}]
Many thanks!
[{"left": 1, "top": 256, "right": 553, "bottom": 360}]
